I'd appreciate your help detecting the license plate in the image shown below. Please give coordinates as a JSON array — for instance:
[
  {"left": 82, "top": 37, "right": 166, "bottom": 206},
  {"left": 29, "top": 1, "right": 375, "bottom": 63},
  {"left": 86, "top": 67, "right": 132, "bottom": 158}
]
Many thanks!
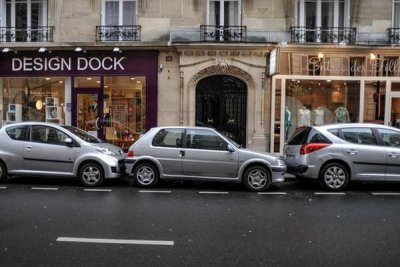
[{"left": 286, "top": 154, "right": 295, "bottom": 160}]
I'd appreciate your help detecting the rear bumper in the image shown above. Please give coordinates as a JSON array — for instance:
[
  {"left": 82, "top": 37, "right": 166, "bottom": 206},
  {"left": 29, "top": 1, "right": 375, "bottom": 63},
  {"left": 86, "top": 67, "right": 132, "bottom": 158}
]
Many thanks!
[{"left": 285, "top": 162, "right": 308, "bottom": 174}]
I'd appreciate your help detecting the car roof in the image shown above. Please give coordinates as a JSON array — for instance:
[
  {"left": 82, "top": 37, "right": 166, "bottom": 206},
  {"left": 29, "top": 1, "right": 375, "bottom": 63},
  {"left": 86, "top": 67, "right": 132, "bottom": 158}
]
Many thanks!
[
  {"left": 150, "top": 126, "right": 216, "bottom": 131},
  {"left": 314, "top": 123, "right": 397, "bottom": 131}
]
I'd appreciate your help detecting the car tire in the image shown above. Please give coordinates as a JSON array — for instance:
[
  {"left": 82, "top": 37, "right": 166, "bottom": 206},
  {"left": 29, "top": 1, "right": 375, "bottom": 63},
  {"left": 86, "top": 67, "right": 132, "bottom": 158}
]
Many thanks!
[
  {"left": 133, "top": 163, "right": 159, "bottom": 188},
  {"left": 0, "top": 161, "right": 7, "bottom": 183},
  {"left": 78, "top": 162, "right": 105, "bottom": 187},
  {"left": 243, "top": 165, "right": 271, "bottom": 192},
  {"left": 319, "top": 162, "right": 349, "bottom": 191}
]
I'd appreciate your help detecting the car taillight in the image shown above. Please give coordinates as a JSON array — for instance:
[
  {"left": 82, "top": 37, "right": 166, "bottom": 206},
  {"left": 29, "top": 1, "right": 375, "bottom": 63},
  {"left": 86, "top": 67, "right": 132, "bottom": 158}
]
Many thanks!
[
  {"left": 300, "top": 143, "right": 331, "bottom": 155},
  {"left": 127, "top": 150, "right": 134, "bottom": 157}
]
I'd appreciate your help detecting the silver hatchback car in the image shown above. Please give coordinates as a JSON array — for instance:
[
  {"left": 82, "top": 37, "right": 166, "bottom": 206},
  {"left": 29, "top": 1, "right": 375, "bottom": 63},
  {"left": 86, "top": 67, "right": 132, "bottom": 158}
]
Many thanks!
[
  {"left": 125, "top": 126, "right": 286, "bottom": 191},
  {"left": 284, "top": 123, "right": 400, "bottom": 190},
  {"left": 0, "top": 122, "right": 126, "bottom": 187}
]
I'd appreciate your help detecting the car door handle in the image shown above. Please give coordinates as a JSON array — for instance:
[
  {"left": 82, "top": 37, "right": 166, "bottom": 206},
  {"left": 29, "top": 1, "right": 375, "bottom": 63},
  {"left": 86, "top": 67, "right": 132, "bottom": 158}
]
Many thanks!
[
  {"left": 346, "top": 149, "right": 358, "bottom": 155},
  {"left": 180, "top": 150, "right": 185, "bottom": 157},
  {"left": 388, "top": 153, "right": 399, "bottom": 158},
  {"left": 26, "top": 145, "right": 32, "bottom": 150}
]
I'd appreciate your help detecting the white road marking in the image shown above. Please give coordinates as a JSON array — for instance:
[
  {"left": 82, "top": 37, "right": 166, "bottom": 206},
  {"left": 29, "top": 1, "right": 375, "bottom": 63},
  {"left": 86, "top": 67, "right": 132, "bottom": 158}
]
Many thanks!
[
  {"left": 139, "top": 190, "right": 172, "bottom": 193},
  {"left": 258, "top": 192, "right": 287, "bottom": 195},
  {"left": 0, "top": 186, "right": 6, "bottom": 189},
  {"left": 83, "top": 189, "right": 112, "bottom": 192},
  {"left": 314, "top": 192, "right": 346, "bottom": 195},
  {"left": 31, "top": 187, "right": 59, "bottom": 191},
  {"left": 371, "top": 192, "right": 400, "bottom": 196},
  {"left": 198, "top": 191, "right": 229, "bottom": 194},
  {"left": 56, "top": 237, "right": 174, "bottom": 246}
]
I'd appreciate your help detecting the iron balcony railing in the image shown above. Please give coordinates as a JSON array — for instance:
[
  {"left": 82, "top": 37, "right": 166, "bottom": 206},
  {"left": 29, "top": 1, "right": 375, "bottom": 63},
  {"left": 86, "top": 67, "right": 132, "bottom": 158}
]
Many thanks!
[
  {"left": 200, "top": 25, "right": 246, "bottom": 42},
  {"left": 388, "top": 28, "right": 400, "bottom": 44},
  {"left": 290, "top": 26, "right": 356, "bottom": 44},
  {"left": 96, "top": 25, "right": 141, "bottom": 42},
  {"left": 0, "top": 26, "right": 53, "bottom": 42}
]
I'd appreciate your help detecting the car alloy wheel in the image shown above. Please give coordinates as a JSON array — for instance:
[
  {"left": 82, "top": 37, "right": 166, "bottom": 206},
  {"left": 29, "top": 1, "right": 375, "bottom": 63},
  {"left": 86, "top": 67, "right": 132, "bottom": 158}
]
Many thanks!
[
  {"left": 134, "top": 163, "right": 159, "bottom": 187},
  {"left": 79, "top": 162, "right": 104, "bottom": 187},
  {"left": 0, "top": 161, "right": 7, "bottom": 182},
  {"left": 320, "top": 163, "right": 349, "bottom": 191},
  {"left": 243, "top": 165, "right": 271, "bottom": 192}
]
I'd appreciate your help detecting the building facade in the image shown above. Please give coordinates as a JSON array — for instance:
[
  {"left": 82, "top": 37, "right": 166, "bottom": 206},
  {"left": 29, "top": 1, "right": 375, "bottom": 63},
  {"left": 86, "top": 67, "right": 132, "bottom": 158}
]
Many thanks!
[{"left": 1, "top": 0, "right": 400, "bottom": 153}]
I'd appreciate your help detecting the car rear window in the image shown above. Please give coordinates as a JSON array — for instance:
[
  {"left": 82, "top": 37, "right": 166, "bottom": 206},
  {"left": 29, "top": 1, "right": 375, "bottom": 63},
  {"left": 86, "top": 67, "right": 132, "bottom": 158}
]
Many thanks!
[
  {"left": 287, "top": 127, "right": 311, "bottom": 145},
  {"left": 152, "top": 128, "right": 184, "bottom": 148},
  {"left": 6, "top": 125, "right": 29, "bottom": 141},
  {"left": 309, "top": 132, "right": 332, "bottom": 144}
]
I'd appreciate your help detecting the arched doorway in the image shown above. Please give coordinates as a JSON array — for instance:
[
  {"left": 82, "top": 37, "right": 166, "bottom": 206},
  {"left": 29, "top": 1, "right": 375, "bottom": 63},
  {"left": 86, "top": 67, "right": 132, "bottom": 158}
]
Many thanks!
[{"left": 196, "top": 75, "right": 247, "bottom": 146}]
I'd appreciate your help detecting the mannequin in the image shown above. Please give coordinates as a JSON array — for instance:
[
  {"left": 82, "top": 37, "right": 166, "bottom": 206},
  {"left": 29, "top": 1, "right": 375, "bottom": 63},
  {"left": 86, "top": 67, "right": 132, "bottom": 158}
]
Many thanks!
[
  {"left": 334, "top": 107, "right": 350, "bottom": 123},
  {"left": 297, "top": 106, "right": 311, "bottom": 126},
  {"left": 285, "top": 106, "right": 292, "bottom": 140},
  {"left": 313, "top": 106, "right": 325, "bottom": 125}
]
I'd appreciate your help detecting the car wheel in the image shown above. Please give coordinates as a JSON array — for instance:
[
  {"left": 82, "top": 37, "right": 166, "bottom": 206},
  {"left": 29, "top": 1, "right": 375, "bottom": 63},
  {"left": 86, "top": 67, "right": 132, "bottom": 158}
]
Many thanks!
[
  {"left": 133, "top": 163, "right": 159, "bottom": 188},
  {"left": 243, "top": 165, "right": 271, "bottom": 192},
  {"left": 0, "top": 161, "right": 7, "bottom": 183},
  {"left": 319, "top": 163, "right": 349, "bottom": 191},
  {"left": 79, "top": 162, "right": 104, "bottom": 187}
]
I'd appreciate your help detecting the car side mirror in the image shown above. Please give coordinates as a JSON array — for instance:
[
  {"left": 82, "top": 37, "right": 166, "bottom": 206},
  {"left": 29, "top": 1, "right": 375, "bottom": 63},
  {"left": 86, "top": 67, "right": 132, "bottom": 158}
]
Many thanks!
[
  {"left": 64, "top": 138, "right": 73, "bottom": 146},
  {"left": 227, "top": 144, "right": 235, "bottom": 152}
]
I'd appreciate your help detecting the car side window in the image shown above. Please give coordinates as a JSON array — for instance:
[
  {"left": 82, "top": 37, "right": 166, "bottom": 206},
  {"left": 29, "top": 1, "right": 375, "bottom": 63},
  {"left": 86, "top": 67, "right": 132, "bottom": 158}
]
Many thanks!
[
  {"left": 341, "top": 128, "right": 377, "bottom": 145},
  {"left": 31, "top": 125, "right": 70, "bottom": 145},
  {"left": 186, "top": 129, "right": 228, "bottom": 150},
  {"left": 6, "top": 125, "right": 29, "bottom": 141},
  {"left": 377, "top": 128, "right": 400, "bottom": 147},
  {"left": 152, "top": 128, "right": 184, "bottom": 148}
]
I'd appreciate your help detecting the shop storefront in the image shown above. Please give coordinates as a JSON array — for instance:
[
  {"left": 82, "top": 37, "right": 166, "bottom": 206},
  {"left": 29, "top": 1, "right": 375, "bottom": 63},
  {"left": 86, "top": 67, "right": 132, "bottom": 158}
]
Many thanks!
[
  {"left": 0, "top": 50, "right": 158, "bottom": 149},
  {"left": 270, "top": 48, "right": 400, "bottom": 154}
]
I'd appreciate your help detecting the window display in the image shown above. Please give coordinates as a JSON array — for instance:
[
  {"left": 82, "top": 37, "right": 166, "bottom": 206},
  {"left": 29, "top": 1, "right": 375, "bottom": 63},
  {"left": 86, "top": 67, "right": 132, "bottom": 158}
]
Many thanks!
[
  {"left": 1, "top": 77, "right": 65, "bottom": 126},
  {"left": 285, "top": 79, "right": 360, "bottom": 141}
]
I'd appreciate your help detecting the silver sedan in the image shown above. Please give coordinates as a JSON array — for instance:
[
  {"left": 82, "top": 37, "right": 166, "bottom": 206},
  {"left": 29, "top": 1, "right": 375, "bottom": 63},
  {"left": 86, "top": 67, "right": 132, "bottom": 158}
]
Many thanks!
[
  {"left": 125, "top": 126, "right": 286, "bottom": 192},
  {"left": 284, "top": 123, "right": 400, "bottom": 190}
]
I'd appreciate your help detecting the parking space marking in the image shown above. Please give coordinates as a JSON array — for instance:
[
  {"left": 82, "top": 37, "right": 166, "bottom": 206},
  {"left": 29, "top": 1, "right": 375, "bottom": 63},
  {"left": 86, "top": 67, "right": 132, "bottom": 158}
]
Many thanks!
[
  {"left": 258, "top": 192, "right": 287, "bottom": 195},
  {"left": 139, "top": 190, "right": 172, "bottom": 193},
  {"left": 371, "top": 192, "right": 400, "bottom": 196},
  {"left": 56, "top": 237, "right": 174, "bottom": 246},
  {"left": 198, "top": 191, "right": 229, "bottom": 194},
  {"left": 31, "top": 187, "right": 59, "bottom": 191},
  {"left": 83, "top": 189, "right": 112, "bottom": 192},
  {"left": 314, "top": 192, "right": 346, "bottom": 195}
]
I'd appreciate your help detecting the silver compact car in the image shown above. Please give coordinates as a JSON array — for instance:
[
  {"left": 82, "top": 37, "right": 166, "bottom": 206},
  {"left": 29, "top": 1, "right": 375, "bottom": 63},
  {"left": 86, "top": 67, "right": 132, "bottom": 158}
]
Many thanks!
[
  {"left": 284, "top": 123, "right": 400, "bottom": 190},
  {"left": 0, "top": 122, "right": 126, "bottom": 186},
  {"left": 125, "top": 126, "right": 286, "bottom": 192}
]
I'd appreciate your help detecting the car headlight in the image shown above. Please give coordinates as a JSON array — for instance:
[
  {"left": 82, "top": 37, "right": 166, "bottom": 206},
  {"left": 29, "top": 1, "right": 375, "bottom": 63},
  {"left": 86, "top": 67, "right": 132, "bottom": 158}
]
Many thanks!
[{"left": 93, "top": 146, "right": 115, "bottom": 156}]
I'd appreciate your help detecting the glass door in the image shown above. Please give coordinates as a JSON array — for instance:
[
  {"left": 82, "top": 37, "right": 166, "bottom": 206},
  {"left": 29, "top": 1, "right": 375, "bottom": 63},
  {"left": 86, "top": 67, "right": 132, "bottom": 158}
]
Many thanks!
[
  {"left": 75, "top": 89, "right": 104, "bottom": 140},
  {"left": 391, "top": 94, "right": 400, "bottom": 129}
]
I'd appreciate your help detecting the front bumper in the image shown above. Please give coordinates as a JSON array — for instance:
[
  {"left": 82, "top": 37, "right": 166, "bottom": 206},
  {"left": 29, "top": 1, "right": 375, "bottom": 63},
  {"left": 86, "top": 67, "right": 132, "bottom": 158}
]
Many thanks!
[{"left": 271, "top": 165, "right": 286, "bottom": 183}]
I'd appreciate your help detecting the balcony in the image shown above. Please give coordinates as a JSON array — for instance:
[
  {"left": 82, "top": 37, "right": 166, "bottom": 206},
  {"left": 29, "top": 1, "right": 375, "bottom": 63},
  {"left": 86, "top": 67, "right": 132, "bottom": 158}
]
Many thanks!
[
  {"left": 96, "top": 25, "right": 141, "bottom": 42},
  {"left": 290, "top": 26, "right": 356, "bottom": 44},
  {"left": 0, "top": 26, "right": 53, "bottom": 42},
  {"left": 388, "top": 28, "right": 400, "bottom": 44},
  {"left": 200, "top": 25, "right": 246, "bottom": 42}
]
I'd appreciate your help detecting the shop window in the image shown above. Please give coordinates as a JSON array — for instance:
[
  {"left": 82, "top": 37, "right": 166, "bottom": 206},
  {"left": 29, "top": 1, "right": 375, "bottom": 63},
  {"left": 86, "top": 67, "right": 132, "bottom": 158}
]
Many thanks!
[
  {"left": 103, "top": 76, "right": 146, "bottom": 149},
  {"left": 2, "top": 0, "right": 48, "bottom": 42},
  {"left": 285, "top": 79, "right": 360, "bottom": 142},
  {"left": 1, "top": 77, "right": 65, "bottom": 126}
]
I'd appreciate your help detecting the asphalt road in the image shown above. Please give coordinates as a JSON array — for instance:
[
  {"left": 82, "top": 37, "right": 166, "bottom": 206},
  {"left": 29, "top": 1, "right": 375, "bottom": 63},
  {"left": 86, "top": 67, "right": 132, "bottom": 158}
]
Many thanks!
[{"left": 1, "top": 177, "right": 400, "bottom": 267}]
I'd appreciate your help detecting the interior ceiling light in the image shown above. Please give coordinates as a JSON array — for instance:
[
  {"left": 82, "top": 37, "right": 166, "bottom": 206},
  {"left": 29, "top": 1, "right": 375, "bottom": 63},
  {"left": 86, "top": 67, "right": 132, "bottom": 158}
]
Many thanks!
[
  {"left": 38, "top": 47, "right": 48, "bottom": 53},
  {"left": 113, "top": 47, "right": 121, "bottom": 52},
  {"left": 75, "top": 47, "right": 83, "bottom": 52}
]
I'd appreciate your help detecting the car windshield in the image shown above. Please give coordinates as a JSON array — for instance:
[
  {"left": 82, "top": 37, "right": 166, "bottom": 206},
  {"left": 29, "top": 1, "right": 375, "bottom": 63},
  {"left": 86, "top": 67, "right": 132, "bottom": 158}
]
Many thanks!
[
  {"left": 62, "top": 126, "right": 103, "bottom": 143},
  {"left": 218, "top": 130, "right": 242, "bottom": 148}
]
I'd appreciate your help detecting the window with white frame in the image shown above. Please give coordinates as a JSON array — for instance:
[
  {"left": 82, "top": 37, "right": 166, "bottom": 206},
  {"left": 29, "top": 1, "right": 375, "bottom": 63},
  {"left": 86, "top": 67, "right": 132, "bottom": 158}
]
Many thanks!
[
  {"left": 393, "top": 0, "right": 400, "bottom": 27},
  {"left": 1, "top": 0, "right": 48, "bottom": 41},
  {"left": 297, "top": 0, "right": 350, "bottom": 28},
  {"left": 207, "top": 0, "right": 241, "bottom": 26},
  {"left": 102, "top": 0, "right": 137, "bottom": 26}
]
